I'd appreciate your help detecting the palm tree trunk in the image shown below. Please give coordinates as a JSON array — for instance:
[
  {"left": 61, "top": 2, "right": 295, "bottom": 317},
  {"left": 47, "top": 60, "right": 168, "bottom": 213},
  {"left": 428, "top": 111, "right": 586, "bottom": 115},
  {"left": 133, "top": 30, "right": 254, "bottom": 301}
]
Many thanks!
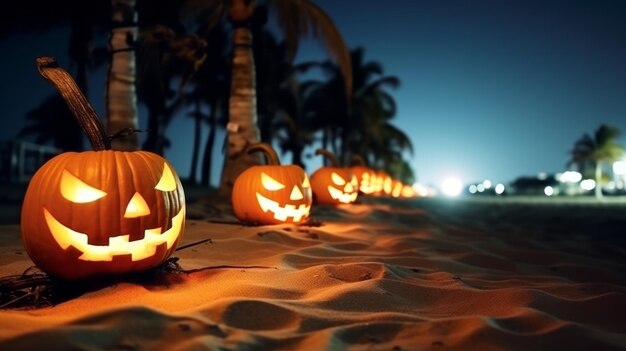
[
  {"left": 188, "top": 101, "right": 202, "bottom": 184},
  {"left": 106, "top": 0, "right": 139, "bottom": 151},
  {"left": 201, "top": 105, "right": 218, "bottom": 187},
  {"left": 595, "top": 161, "right": 603, "bottom": 199},
  {"left": 218, "top": 26, "right": 262, "bottom": 195},
  {"left": 292, "top": 144, "right": 304, "bottom": 169}
]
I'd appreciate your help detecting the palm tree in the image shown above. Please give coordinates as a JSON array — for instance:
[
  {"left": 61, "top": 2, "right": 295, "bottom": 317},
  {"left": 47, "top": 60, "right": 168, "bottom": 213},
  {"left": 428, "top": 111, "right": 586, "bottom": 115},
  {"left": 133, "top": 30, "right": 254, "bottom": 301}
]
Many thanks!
[
  {"left": 302, "top": 47, "right": 412, "bottom": 171},
  {"left": 106, "top": 0, "right": 140, "bottom": 151},
  {"left": 275, "top": 80, "right": 320, "bottom": 168},
  {"left": 18, "top": 95, "right": 84, "bottom": 151},
  {"left": 569, "top": 124, "right": 625, "bottom": 198},
  {"left": 186, "top": 22, "right": 231, "bottom": 187},
  {"left": 183, "top": 0, "right": 352, "bottom": 197}
]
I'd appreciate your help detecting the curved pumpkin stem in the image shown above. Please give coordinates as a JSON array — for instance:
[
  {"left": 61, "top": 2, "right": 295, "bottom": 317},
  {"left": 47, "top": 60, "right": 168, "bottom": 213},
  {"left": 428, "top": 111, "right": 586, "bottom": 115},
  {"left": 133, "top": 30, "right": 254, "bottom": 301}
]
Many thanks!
[
  {"left": 36, "top": 56, "right": 110, "bottom": 151},
  {"left": 351, "top": 154, "right": 367, "bottom": 167},
  {"left": 315, "top": 148, "right": 339, "bottom": 167},
  {"left": 248, "top": 143, "right": 280, "bottom": 165}
]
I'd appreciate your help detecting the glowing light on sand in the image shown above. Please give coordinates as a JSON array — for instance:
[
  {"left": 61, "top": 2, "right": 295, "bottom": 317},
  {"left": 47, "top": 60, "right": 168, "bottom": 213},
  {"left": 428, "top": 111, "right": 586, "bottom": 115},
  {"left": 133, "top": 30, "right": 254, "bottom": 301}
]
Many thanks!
[
  {"left": 441, "top": 177, "right": 463, "bottom": 197},
  {"left": 614, "top": 161, "right": 626, "bottom": 175},
  {"left": 483, "top": 180, "right": 492, "bottom": 189},
  {"left": 544, "top": 186, "right": 554, "bottom": 196},
  {"left": 495, "top": 183, "right": 505, "bottom": 195},
  {"left": 580, "top": 179, "right": 596, "bottom": 191}
]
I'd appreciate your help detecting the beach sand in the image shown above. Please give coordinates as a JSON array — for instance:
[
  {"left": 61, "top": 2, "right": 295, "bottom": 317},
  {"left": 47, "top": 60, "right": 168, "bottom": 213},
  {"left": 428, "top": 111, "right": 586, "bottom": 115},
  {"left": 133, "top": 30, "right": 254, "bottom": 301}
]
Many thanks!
[{"left": 0, "top": 194, "right": 625, "bottom": 350}]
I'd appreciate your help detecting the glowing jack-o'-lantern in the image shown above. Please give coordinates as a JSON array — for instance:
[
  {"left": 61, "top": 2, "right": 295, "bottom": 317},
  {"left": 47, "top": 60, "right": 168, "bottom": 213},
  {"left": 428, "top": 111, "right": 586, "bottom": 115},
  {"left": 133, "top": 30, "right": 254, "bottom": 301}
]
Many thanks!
[
  {"left": 391, "top": 179, "right": 404, "bottom": 198},
  {"left": 350, "top": 155, "right": 376, "bottom": 195},
  {"left": 310, "top": 149, "right": 359, "bottom": 205},
  {"left": 232, "top": 143, "right": 312, "bottom": 224},
  {"left": 21, "top": 57, "right": 186, "bottom": 280},
  {"left": 401, "top": 184, "right": 417, "bottom": 198}
]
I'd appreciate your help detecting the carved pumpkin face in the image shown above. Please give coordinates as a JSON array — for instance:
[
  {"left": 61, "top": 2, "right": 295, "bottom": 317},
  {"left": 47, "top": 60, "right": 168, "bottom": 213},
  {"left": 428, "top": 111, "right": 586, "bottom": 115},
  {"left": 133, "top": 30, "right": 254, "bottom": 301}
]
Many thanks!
[
  {"left": 311, "top": 168, "right": 358, "bottom": 205},
  {"left": 232, "top": 143, "right": 311, "bottom": 225},
  {"left": 401, "top": 184, "right": 417, "bottom": 198},
  {"left": 351, "top": 165, "right": 376, "bottom": 195},
  {"left": 21, "top": 150, "right": 186, "bottom": 280},
  {"left": 391, "top": 179, "right": 404, "bottom": 198},
  {"left": 233, "top": 165, "right": 312, "bottom": 224},
  {"left": 372, "top": 170, "right": 390, "bottom": 195}
]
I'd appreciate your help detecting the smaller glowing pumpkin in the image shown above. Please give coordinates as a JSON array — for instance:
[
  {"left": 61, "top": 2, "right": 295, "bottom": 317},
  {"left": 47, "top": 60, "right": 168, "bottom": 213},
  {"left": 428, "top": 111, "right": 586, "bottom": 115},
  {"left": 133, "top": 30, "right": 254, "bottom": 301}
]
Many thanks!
[
  {"left": 232, "top": 143, "right": 312, "bottom": 224},
  {"left": 401, "top": 184, "right": 417, "bottom": 198},
  {"left": 350, "top": 155, "right": 376, "bottom": 195},
  {"left": 390, "top": 179, "right": 404, "bottom": 198},
  {"left": 310, "top": 149, "right": 359, "bottom": 205}
]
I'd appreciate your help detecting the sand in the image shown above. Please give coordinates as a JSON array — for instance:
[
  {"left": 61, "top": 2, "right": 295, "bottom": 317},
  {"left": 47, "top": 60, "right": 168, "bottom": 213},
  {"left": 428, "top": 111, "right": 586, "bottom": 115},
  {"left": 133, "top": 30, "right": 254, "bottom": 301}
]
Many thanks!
[{"left": 0, "top": 195, "right": 625, "bottom": 350}]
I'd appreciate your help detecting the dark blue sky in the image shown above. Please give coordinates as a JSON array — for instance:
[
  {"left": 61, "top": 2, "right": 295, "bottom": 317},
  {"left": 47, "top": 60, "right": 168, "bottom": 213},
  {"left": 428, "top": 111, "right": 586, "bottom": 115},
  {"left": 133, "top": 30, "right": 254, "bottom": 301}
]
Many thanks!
[{"left": 1, "top": 0, "right": 626, "bottom": 188}]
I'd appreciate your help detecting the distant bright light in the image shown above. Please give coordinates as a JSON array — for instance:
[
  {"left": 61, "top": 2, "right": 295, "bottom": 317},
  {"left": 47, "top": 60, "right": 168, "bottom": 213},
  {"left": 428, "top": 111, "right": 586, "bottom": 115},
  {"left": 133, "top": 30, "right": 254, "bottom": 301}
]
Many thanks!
[
  {"left": 477, "top": 184, "right": 485, "bottom": 192},
  {"left": 580, "top": 179, "right": 596, "bottom": 191},
  {"left": 482, "top": 180, "right": 492, "bottom": 189},
  {"left": 544, "top": 186, "right": 554, "bottom": 196},
  {"left": 468, "top": 184, "right": 477, "bottom": 194},
  {"left": 538, "top": 172, "right": 547, "bottom": 180},
  {"left": 560, "top": 171, "right": 582, "bottom": 183},
  {"left": 495, "top": 183, "right": 505, "bottom": 195},
  {"left": 441, "top": 177, "right": 463, "bottom": 197},
  {"left": 614, "top": 161, "right": 626, "bottom": 175}
]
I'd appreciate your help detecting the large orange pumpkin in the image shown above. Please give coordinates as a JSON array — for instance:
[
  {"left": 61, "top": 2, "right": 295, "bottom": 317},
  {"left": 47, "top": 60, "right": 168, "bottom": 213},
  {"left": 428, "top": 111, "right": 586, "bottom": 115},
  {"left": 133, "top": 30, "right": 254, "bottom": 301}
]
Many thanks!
[
  {"left": 310, "top": 149, "right": 358, "bottom": 205},
  {"left": 232, "top": 143, "right": 312, "bottom": 224},
  {"left": 20, "top": 57, "right": 186, "bottom": 280}
]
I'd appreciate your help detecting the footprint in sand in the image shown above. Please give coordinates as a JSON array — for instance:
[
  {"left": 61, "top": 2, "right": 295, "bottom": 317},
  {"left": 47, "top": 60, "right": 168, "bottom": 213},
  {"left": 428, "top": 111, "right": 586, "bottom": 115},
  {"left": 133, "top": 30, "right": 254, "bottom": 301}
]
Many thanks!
[{"left": 220, "top": 300, "right": 300, "bottom": 331}]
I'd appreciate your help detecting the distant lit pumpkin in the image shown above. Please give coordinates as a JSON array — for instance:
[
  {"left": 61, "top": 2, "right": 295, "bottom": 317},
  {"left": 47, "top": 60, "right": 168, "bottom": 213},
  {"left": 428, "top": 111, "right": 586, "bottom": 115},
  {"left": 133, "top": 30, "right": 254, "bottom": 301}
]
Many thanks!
[
  {"left": 401, "top": 184, "right": 417, "bottom": 198},
  {"left": 350, "top": 155, "right": 376, "bottom": 195},
  {"left": 373, "top": 170, "right": 392, "bottom": 196},
  {"left": 390, "top": 179, "right": 404, "bottom": 198},
  {"left": 310, "top": 149, "right": 359, "bottom": 205},
  {"left": 232, "top": 143, "right": 312, "bottom": 224},
  {"left": 21, "top": 57, "right": 186, "bottom": 280}
]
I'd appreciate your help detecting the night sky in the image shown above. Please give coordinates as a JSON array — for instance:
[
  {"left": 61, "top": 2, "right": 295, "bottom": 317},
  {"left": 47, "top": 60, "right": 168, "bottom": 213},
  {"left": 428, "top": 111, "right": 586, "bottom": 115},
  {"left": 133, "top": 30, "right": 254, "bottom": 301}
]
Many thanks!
[{"left": 1, "top": 0, "right": 626, "bottom": 189}]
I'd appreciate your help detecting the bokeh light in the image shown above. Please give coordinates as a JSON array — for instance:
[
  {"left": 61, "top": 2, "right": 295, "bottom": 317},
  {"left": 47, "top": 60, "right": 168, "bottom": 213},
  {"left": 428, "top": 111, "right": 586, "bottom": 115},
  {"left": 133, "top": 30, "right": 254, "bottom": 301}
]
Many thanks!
[
  {"left": 580, "top": 179, "right": 596, "bottom": 191},
  {"left": 495, "top": 183, "right": 505, "bottom": 195},
  {"left": 441, "top": 177, "right": 463, "bottom": 197}
]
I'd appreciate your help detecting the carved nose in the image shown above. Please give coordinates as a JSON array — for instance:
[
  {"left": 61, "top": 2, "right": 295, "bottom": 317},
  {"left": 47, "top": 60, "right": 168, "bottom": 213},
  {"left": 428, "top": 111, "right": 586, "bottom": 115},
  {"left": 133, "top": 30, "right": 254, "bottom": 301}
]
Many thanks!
[
  {"left": 290, "top": 186, "right": 303, "bottom": 200},
  {"left": 124, "top": 192, "right": 151, "bottom": 218},
  {"left": 345, "top": 182, "right": 354, "bottom": 192}
]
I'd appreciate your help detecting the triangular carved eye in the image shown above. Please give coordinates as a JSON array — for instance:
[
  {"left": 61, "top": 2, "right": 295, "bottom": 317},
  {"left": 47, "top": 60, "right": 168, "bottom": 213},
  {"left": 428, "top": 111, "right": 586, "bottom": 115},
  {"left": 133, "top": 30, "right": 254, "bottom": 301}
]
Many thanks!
[
  {"left": 331, "top": 172, "right": 346, "bottom": 186},
  {"left": 302, "top": 175, "right": 310, "bottom": 188},
  {"left": 61, "top": 170, "right": 107, "bottom": 203},
  {"left": 261, "top": 173, "right": 285, "bottom": 191},
  {"left": 155, "top": 163, "right": 177, "bottom": 191}
]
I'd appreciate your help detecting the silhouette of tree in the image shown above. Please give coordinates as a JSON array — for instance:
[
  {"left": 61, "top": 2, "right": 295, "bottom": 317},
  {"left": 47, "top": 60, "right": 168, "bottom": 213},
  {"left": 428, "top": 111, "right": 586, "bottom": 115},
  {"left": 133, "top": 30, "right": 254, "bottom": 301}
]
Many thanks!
[
  {"left": 253, "top": 23, "right": 296, "bottom": 146},
  {"left": 136, "top": 26, "right": 207, "bottom": 155},
  {"left": 302, "top": 47, "right": 413, "bottom": 178},
  {"left": 183, "top": 0, "right": 352, "bottom": 197},
  {"left": 179, "top": 22, "right": 230, "bottom": 186},
  {"left": 569, "top": 124, "right": 625, "bottom": 198},
  {"left": 274, "top": 80, "right": 321, "bottom": 168},
  {"left": 18, "top": 95, "right": 84, "bottom": 151}
]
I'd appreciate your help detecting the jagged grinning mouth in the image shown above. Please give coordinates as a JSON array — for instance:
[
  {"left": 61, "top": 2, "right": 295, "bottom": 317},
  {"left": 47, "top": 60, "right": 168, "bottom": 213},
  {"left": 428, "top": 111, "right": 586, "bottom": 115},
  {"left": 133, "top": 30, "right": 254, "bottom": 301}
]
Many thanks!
[
  {"left": 255, "top": 193, "right": 310, "bottom": 223},
  {"left": 327, "top": 186, "right": 358, "bottom": 203},
  {"left": 43, "top": 207, "right": 185, "bottom": 262}
]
